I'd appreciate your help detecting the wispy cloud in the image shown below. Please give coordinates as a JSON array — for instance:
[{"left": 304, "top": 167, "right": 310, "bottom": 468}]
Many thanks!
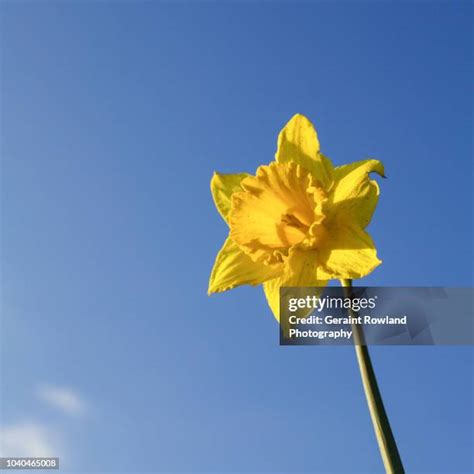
[
  {"left": 0, "top": 422, "right": 57, "bottom": 457},
  {"left": 37, "top": 384, "right": 86, "bottom": 416},
  {"left": 1, "top": 384, "right": 88, "bottom": 465}
]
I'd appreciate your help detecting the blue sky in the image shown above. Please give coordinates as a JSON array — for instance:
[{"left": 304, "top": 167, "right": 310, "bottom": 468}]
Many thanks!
[{"left": 1, "top": 1, "right": 472, "bottom": 473}]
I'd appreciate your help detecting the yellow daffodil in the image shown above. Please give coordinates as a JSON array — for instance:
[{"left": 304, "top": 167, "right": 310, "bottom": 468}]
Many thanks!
[{"left": 208, "top": 114, "right": 384, "bottom": 320}]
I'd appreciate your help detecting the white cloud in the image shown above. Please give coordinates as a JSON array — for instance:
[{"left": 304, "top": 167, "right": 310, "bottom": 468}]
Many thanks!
[
  {"left": 0, "top": 384, "right": 87, "bottom": 465},
  {"left": 37, "top": 384, "right": 86, "bottom": 416},
  {"left": 0, "top": 422, "right": 57, "bottom": 457}
]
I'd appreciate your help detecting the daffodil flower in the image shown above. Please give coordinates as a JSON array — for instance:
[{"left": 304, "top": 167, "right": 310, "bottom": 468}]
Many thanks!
[
  {"left": 208, "top": 116, "right": 404, "bottom": 472},
  {"left": 208, "top": 114, "right": 385, "bottom": 320}
]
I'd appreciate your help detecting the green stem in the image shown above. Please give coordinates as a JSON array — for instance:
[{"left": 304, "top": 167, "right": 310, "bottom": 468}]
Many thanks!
[{"left": 340, "top": 279, "right": 405, "bottom": 474}]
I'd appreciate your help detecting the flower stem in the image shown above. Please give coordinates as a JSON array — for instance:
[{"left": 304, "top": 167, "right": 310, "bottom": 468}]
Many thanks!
[{"left": 340, "top": 279, "right": 405, "bottom": 474}]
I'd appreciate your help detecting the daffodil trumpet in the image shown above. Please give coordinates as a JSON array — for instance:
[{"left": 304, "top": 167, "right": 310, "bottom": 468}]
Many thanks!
[{"left": 208, "top": 114, "right": 404, "bottom": 473}]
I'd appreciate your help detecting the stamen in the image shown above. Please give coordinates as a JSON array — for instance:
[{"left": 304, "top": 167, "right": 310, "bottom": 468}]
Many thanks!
[{"left": 281, "top": 213, "right": 308, "bottom": 231}]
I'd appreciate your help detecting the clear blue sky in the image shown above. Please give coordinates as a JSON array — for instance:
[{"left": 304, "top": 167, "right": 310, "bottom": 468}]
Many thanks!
[{"left": 1, "top": 1, "right": 472, "bottom": 473}]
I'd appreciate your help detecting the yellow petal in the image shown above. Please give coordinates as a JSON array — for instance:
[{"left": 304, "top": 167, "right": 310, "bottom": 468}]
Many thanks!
[
  {"left": 263, "top": 248, "right": 327, "bottom": 321},
  {"left": 211, "top": 172, "right": 250, "bottom": 223},
  {"left": 275, "top": 114, "right": 334, "bottom": 189},
  {"left": 330, "top": 159, "right": 385, "bottom": 228},
  {"left": 316, "top": 224, "right": 381, "bottom": 280},
  {"left": 229, "top": 162, "right": 321, "bottom": 264},
  {"left": 208, "top": 237, "right": 281, "bottom": 295}
]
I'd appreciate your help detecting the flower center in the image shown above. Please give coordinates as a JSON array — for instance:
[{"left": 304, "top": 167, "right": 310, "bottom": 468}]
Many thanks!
[
  {"left": 281, "top": 213, "right": 309, "bottom": 231},
  {"left": 229, "top": 162, "right": 328, "bottom": 265}
]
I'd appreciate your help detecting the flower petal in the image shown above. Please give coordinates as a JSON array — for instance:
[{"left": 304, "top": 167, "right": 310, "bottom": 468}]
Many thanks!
[
  {"left": 263, "top": 248, "right": 327, "bottom": 321},
  {"left": 211, "top": 172, "right": 250, "bottom": 223},
  {"left": 208, "top": 237, "right": 281, "bottom": 295},
  {"left": 330, "top": 159, "right": 385, "bottom": 228},
  {"left": 316, "top": 224, "right": 381, "bottom": 280},
  {"left": 275, "top": 114, "right": 334, "bottom": 189}
]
